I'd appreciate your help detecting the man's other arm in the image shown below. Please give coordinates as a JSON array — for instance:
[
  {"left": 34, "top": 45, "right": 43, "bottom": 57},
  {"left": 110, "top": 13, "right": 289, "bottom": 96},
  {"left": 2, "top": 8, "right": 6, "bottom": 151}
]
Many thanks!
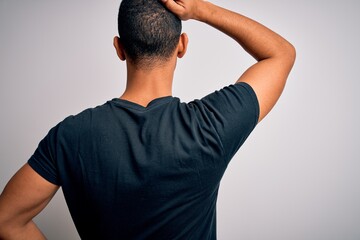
[
  {"left": 162, "top": 0, "right": 296, "bottom": 122},
  {"left": 0, "top": 164, "right": 59, "bottom": 240}
]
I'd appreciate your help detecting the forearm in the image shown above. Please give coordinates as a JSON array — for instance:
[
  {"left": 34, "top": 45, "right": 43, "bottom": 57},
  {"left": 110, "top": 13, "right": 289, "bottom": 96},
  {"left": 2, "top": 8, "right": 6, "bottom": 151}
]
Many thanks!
[
  {"left": 0, "top": 164, "right": 58, "bottom": 240},
  {"left": 195, "top": 1, "right": 295, "bottom": 61},
  {"left": 162, "top": 0, "right": 295, "bottom": 122},
  {"left": 0, "top": 221, "right": 46, "bottom": 240}
]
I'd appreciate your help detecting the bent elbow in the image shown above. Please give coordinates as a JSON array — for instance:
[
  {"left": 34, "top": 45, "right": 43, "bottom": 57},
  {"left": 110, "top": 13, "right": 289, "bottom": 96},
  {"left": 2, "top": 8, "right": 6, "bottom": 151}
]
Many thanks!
[
  {"left": 283, "top": 41, "right": 296, "bottom": 67},
  {"left": 276, "top": 41, "right": 296, "bottom": 70},
  {"left": 287, "top": 43, "right": 296, "bottom": 64}
]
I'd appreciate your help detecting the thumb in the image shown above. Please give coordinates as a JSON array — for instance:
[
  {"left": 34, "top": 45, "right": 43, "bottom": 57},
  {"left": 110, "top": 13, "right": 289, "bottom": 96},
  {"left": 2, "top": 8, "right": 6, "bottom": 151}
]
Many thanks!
[{"left": 161, "top": 0, "right": 185, "bottom": 18}]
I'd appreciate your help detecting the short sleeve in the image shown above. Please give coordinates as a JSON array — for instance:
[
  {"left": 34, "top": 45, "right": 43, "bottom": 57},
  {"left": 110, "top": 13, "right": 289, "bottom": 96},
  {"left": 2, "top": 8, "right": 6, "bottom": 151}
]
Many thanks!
[
  {"left": 28, "top": 124, "right": 61, "bottom": 185},
  {"left": 193, "top": 82, "right": 259, "bottom": 163}
]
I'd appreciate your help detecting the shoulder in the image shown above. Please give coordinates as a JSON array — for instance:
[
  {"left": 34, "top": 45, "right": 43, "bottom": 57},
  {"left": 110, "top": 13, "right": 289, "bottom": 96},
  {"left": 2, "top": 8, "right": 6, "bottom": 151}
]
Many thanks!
[
  {"left": 186, "top": 82, "right": 259, "bottom": 120},
  {"left": 51, "top": 101, "right": 113, "bottom": 138},
  {"left": 63, "top": 100, "right": 113, "bottom": 124}
]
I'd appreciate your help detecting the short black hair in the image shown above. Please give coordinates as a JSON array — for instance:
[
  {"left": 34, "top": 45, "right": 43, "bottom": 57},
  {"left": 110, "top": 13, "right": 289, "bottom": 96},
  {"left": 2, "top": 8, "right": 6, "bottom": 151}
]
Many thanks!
[{"left": 118, "top": 0, "right": 182, "bottom": 67}]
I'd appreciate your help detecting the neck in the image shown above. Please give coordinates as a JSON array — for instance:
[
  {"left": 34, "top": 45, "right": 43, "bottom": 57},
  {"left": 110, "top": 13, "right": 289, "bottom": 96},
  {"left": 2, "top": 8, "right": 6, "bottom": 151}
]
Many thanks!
[{"left": 120, "top": 60, "right": 176, "bottom": 107}]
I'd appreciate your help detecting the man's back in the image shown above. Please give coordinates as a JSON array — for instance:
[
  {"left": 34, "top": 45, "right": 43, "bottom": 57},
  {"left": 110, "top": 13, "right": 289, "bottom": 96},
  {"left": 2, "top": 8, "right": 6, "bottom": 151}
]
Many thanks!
[
  {"left": 0, "top": 0, "right": 294, "bottom": 238},
  {"left": 28, "top": 83, "right": 258, "bottom": 239}
]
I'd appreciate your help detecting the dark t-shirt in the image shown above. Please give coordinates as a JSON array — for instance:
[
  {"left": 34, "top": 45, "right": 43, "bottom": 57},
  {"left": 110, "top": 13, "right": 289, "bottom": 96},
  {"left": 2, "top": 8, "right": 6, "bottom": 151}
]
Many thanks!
[{"left": 28, "top": 82, "right": 259, "bottom": 239}]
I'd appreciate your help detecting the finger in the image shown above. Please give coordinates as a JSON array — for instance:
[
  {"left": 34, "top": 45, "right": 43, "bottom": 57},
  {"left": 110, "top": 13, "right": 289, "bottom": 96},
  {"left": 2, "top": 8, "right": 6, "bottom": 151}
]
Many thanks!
[{"left": 161, "top": 0, "right": 184, "bottom": 16}]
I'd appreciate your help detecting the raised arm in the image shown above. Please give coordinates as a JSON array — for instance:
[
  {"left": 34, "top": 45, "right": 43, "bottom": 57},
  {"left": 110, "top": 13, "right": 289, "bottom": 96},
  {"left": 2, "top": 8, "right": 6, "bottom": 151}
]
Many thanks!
[
  {"left": 162, "top": 0, "right": 296, "bottom": 122},
  {"left": 0, "top": 164, "right": 59, "bottom": 240}
]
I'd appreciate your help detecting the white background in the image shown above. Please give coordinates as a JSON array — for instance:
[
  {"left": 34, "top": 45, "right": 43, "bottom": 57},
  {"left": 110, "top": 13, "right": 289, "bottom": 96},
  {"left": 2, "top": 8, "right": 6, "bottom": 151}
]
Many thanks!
[{"left": 1, "top": 0, "right": 359, "bottom": 239}]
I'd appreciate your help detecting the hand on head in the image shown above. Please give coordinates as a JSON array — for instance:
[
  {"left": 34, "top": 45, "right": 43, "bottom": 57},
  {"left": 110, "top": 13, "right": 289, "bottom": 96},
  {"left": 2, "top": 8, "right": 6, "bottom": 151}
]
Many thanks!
[{"left": 161, "top": 0, "right": 203, "bottom": 21}]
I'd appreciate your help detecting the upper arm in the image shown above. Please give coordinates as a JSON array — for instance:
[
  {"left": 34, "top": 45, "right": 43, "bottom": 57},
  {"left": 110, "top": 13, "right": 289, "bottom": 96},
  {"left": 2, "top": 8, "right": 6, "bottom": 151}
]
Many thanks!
[
  {"left": 237, "top": 46, "right": 296, "bottom": 122},
  {"left": 196, "top": 82, "right": 259, "bottom": 162},
  {"left": 0, "top": 163, "right": 59, "bottom": 228}
]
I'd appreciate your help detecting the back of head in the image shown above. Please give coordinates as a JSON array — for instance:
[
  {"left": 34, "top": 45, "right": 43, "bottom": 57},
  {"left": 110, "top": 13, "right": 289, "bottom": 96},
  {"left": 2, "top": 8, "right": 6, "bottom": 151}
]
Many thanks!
[{"left": 118, "top": 0, "right": 182, "bottom": 68}]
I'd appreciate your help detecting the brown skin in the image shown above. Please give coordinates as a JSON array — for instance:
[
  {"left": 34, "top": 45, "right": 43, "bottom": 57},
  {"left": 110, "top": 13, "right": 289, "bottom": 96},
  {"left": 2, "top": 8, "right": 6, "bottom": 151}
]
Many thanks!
[
  {"left": 161, "top": 0, "right": 296, "bottom": 122},
  {"left": 0, "top": 1, "right": 295, "bottom": 238},
  {"left": 113, "top": 33, "right": 188, "bottom": 108},
  {"left": 0, "top": 164, "right": 58, "bottom": 239}
]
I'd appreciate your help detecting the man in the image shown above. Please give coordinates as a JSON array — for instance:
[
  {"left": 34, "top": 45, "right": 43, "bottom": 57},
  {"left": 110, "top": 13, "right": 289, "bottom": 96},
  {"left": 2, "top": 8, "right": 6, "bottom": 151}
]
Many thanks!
[{"left": 0, "top": 0, "right": 295, "bottom": 239}]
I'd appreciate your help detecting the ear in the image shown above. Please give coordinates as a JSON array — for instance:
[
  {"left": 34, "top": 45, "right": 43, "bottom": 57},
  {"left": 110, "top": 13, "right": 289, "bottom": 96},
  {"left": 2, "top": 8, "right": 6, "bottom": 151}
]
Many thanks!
[
  {"left": 177, "top": 33, "right": 188, "bottom": 59},
  {"left": 113, "top": 36, "right": 126, "bottom": 61}
]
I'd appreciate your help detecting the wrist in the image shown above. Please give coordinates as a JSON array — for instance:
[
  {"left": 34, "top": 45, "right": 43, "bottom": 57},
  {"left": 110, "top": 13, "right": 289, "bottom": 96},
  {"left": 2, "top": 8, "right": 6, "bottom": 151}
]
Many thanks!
[
  {"left": 193, "top": 0, "right": 209, "bottom": 21},
  {"left": 193, "top": 1, "right": 216, "bottom": 23}
]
